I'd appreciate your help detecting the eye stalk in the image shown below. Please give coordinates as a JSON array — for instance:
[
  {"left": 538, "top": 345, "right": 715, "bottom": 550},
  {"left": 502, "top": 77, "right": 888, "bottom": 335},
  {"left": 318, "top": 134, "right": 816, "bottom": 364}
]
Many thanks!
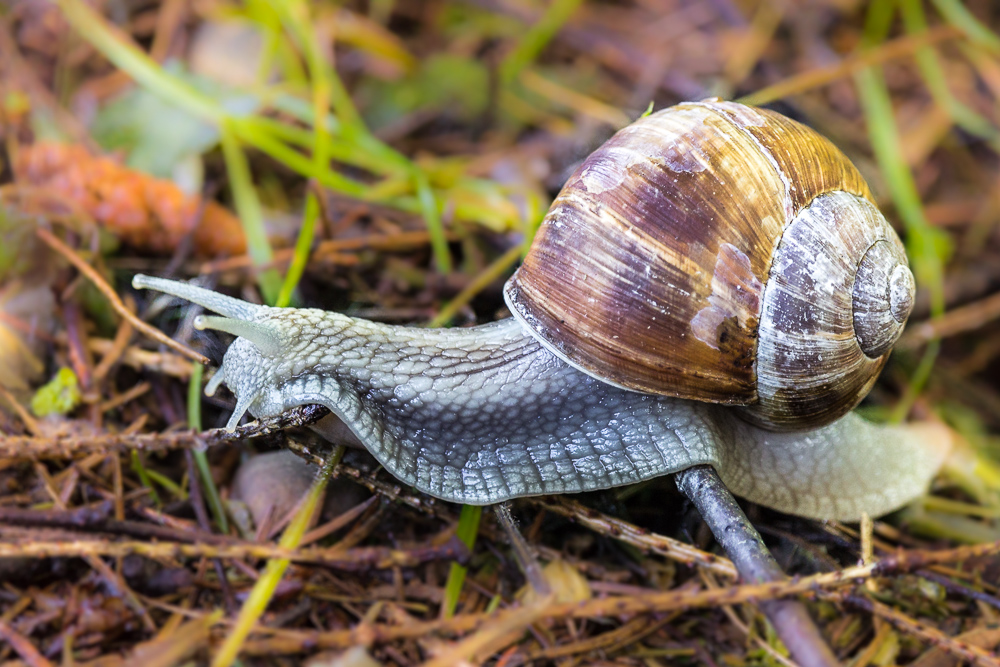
[
  {"left": 194, "top": 314, "right": 283, "bottom": 358},
  {"left": 132, "top": 274, "right": 262, "bottom": 321}
]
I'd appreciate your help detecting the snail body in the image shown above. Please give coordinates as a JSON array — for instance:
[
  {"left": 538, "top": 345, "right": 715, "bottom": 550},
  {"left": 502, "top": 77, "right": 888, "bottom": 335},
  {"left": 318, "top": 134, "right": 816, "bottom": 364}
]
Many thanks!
[{"left": 133, "top": 100, "right": 950, "bottom": 521}]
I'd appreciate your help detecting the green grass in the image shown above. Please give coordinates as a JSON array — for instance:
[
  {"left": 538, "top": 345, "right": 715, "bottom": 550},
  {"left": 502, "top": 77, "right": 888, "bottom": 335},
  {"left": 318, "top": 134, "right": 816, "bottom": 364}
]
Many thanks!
[
  {"left": 441, "top": 504, "right": 484, "bottom": 618},
  {"left": 188, "top": 361, "right": 229, "bottom": 534}
]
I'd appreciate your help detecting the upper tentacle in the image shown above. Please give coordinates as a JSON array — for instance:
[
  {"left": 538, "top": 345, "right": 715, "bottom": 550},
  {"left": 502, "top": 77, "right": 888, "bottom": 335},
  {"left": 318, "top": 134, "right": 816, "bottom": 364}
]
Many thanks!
[{"left": 133, "top": 274, "right": 263, "bottom": 321}]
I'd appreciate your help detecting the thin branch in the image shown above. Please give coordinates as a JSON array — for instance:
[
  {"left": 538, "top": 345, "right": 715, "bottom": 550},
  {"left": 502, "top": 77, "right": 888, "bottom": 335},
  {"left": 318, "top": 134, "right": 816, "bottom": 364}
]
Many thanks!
[
  {"left": 0, "top": 537, "right": 469, "bottom": 571},
  {"left": 676, "top": 465, "right": 838, "bottom": 667},
  {"left": 530, "top": 496, "right": 738, "bottom": 577},
  {"left": 35, "top": 227, "right": 209, "bottom": 365}
]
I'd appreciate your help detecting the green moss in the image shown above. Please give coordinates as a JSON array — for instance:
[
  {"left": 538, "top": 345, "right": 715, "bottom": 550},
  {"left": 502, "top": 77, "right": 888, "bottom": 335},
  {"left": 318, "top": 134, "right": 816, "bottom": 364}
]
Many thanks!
[{"left": 31, "top": 368, "right": 82, "bottom": 417}]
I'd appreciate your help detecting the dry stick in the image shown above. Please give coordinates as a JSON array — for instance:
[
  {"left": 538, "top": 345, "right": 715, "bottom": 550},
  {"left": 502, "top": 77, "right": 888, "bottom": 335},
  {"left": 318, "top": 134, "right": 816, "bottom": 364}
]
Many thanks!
[
  {"left": 92, "top": 310, "right": 135, "bottom": 383},
  {"left": 232, "top": 538, "right": 1000, "bottom": 655},
  {"left": 89, "top": 337, "right": 194, "bottom": 380},
  {"left": 35, "top": 227, "right": 209, "bottom": 365},
  {"left": 835, "top": 592, "right": 1000, "bottom": 667},
  {"left": 0, "top": 405, "right": 328, "bottom": 459},
  {"left": 0, "top": 619, "right": 55, "bottom": 667},
  {"left": 98, "top": 381, "right": 151, "bottom": 413},
  {"left": 0, "top": 538, "right": 469, "bottom": 571},
  {"left": 0, "top": 384, "right": 42, "bottom": 436},
  {"left": 900, "top": 289, "right": 1000, "bottom": 349},
  {"left": 531, "top": 497, "right": 737, "bottom": 577},
  {"left": 527, "top": 614, "right": 676, "bottom": 662},
  {"left": 675, "top": 465, "right": 839, "bottom": 667},
  {"left": 199, "top": 229, "right": 458, "bottom": 274},
  {"left": 915, "top": 568, "right": 1000, "bottom": 611},
  {"left": 738, "top": 24, "right": 962, "bottom": 106},
  {"left": 495, "top": 503, "right": 551, "bottom": 597},
  {"left": 0, "top": 431, "right": 208, "bottom": 459},
  {"left": 420, "top": 597, "right": 553, "bottom": 667}
]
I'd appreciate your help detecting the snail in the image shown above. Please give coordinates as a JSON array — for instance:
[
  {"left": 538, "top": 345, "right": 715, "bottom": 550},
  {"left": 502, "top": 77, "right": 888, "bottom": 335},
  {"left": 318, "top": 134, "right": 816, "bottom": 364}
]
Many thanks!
[{"left": 133, "top": 99, "right": 951, "bottom": 522}]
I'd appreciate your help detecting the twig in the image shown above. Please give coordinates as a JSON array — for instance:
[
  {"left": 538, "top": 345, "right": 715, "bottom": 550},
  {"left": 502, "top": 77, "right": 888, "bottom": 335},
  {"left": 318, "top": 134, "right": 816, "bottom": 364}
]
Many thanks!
[
  {"left": 212, "top": 404, "right": 332, "bottom": 441},
  {"left": 0, "top": 619, "right": 55, "bottom": 667},
  {"left": 0, "top": 405, "right": 328, "bottom": 459},
  {"left": 675, "top": 465, "right": 838, "bottom": 667},
  {"left": 35, "top": 227, "right": 210, "bottom": 365},
  {"left": 495, "top": 503, "right": 550, "bottom": 597},
  {"left": 900, "top": 290, "right": 1000, "bottom": 348},
  {"left": 915, "top": 568, "right": 1000, "bottom": 611},
  {"left": 226, "top": 537, "right": 1000, "bottom": 655},
  {"left": 237, "top": 575, "right": 855, "bottom": 654},
  {"left": 0, "top": 430, "right": 211, "bottom": 459},
  {"left": 0, "top": 536, "right": 469, "bottom": 571},
  {"left": 738, "top": 25, "right": 962, "bottom": 105},
  {"left": 525, "top": 614, "right": 676, "bottom": 661},
  {"left": 92, "top": 309, "right": 135, "bottom": 383},
  {"left": 836, "top": 592, "right": 1000, "bottom": 667},
  {"left": 89, "top": 337, "right": 193, "bottom": 379},
  {"left": 0, "top": 383, "right": 42, "bottom": 435},
  {"left": 419, "top": 597, "right": 553, "bottom": 667},
  {"left": 530, "top": 496, "right": 738, "bottom": 577},
  {"left": 98, "top": 381, "right": 151, "bottom": 413}
]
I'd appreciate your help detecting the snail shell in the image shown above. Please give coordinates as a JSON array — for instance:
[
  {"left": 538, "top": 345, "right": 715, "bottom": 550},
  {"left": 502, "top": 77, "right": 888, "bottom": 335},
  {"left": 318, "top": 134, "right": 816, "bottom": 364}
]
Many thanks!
[{"left": 504, "top": 100, "right": 915, "bottom": 430}]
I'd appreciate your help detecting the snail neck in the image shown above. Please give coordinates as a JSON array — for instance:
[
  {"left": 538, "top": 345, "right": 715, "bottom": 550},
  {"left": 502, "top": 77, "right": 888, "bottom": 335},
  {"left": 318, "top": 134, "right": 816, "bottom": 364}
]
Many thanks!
[{"left": 241, "top": 312, "right": 593, "bottom": 430}]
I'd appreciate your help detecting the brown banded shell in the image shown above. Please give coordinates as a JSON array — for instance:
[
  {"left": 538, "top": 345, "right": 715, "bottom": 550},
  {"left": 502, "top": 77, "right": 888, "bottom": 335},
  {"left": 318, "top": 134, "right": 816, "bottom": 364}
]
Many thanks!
[{"left": 503, "top": 99, "right": 914, "bottom": 430}]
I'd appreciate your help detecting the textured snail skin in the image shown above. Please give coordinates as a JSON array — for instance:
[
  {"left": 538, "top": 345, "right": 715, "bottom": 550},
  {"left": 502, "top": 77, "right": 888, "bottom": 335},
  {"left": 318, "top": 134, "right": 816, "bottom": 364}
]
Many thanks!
[{"left": 132, "top": 275, "right": 949, "bottom": 522}]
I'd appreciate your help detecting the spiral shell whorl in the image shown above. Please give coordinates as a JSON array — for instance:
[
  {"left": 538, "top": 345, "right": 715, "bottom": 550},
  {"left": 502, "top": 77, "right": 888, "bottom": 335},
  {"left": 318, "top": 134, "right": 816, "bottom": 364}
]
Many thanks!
[
  {"left": 853, "top": 242, "right": 915, "bottom": 358},
  {"left": 740, "top": 191, "right": 911, "bottom": 429}
]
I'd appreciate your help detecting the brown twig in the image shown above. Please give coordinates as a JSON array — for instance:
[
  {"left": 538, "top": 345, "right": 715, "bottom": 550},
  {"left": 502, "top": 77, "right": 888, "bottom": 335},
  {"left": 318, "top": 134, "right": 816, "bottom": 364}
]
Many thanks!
[
  {"left": 234, "top": 572, "right": 864, "bottom": 654},
  {"left": 35, "top": 227, "right": 209, "bottom": 365},
  {"left": 900, "top": 290, "right": 1000, "bottom": 349},
  {"left": 0, "top": 536, "right": 469, "bottom": 571},
  {"left": 676, "top": 465, "right": 838, "bottom": 667},
  {"left": 0, "top": 406, "right": 324, "bottom": 459},
  {"left": 92, "top": 307, "right": 135, "bottom": 383},
  {"left": 0, "top": 383, "right": 42, "bottom": 436},
  {"left": 0, "top": 430, "right": 210, "bottom": 459},
  {"left": 836, "top": 592, "right": 1000, "bottom": 667},
  {"left": 98, "top": 381, "right": 151, "bottom": 414},
  {"left": 739, "top": 25, "right": 963, "bottom": 105},
  {"left": 530, "top": 496, "right": 738, "bottom": 577},
  {"left": 225, "top": 538, "right": 1000, "bottom": 655},
  {"left": 0, "top": 619, "right": 55, "bottom": 667},
  {"left": 89, "top": 337, "right": 194, "bottom": 379}
]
